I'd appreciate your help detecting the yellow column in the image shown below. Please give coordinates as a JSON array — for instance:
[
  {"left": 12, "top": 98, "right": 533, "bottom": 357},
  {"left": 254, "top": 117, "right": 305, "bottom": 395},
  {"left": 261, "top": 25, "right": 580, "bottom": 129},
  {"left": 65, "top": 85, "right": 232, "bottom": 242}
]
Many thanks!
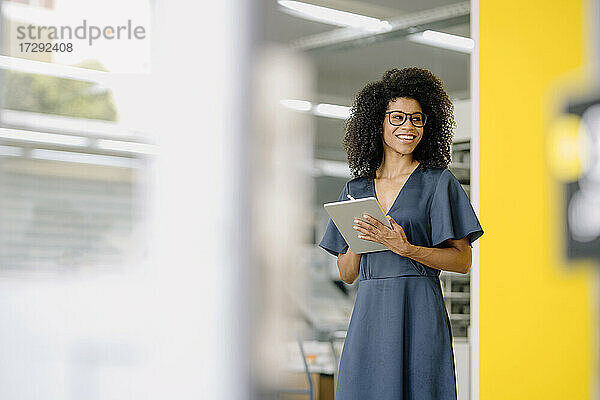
[{"left": 479, "top": 0, "right": 597, "bottom": 398}]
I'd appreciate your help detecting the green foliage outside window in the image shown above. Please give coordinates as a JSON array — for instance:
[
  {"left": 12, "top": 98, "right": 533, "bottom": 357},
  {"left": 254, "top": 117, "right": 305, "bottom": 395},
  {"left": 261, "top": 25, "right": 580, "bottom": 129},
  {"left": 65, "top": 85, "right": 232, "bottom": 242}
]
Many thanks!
[{"left": 2, "top": 59, "right": 118, "bottom": 121}]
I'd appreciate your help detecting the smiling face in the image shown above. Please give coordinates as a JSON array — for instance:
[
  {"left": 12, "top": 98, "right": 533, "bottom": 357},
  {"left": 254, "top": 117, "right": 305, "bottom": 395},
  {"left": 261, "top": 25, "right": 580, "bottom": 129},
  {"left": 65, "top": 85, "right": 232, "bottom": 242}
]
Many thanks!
[{"left": 381, "top": 97, "right": 424, "bottom": 156}]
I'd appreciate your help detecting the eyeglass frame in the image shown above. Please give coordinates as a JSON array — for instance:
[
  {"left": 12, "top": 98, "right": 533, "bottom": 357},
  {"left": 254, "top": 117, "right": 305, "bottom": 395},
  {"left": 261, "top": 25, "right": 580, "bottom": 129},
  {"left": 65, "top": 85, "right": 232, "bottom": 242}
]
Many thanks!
[{"left": 384, "top": 110, "right": 428, "bottom": 127}]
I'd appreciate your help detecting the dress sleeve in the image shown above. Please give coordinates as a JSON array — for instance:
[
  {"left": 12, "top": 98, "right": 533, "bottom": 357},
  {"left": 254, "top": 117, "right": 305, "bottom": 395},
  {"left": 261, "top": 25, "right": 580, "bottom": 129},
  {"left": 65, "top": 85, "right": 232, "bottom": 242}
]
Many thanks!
[
  {"left": 430, "top": 169, "right": 484, "bottom": 247},
  {"left": 318, "top": 182, "right": 350, "bottom": 257}
]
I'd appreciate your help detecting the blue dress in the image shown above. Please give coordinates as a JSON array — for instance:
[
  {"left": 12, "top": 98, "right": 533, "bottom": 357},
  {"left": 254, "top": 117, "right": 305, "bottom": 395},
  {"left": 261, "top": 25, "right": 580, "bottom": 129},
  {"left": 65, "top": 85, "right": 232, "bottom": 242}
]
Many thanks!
[{"left": 319, "top": 165, "right": 483, "bottom": 400}]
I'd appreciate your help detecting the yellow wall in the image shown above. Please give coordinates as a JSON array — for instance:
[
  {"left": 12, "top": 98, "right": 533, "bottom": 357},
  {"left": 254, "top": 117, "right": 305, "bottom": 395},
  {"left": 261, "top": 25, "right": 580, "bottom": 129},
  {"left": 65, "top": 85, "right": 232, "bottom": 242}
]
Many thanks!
[{"left": 479, "top": 0, "right": 597, "bottom": 398}]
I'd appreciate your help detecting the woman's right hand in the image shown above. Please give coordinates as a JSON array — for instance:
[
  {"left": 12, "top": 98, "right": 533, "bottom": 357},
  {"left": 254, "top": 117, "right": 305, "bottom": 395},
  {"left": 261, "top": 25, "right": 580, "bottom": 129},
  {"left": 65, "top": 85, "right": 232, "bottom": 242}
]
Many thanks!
[{"left": 337, "top": 248, "right": 362, "bottom": 284}]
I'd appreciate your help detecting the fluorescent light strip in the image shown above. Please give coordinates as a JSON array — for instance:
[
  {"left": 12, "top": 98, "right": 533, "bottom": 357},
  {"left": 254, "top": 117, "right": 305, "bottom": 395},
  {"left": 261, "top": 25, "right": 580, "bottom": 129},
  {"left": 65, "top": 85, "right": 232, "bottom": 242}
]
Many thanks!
[
  {"left": 279, "top": 99, "right": 312, "bottom": 112},
  {"left": 0, "top": 55, "right": 109, "bottom": 84},
  {"left": 97, "top": 139, "right": 157, "bottom": 154},
  {"left": 0, "top": 127, "right": 88, "bottom": 146},
  {"left": 278, "top": 1, "right": 390, "bottom": 32},
  {"left": 280, "top": 99, "right": 351, "bottom": 120},
  {"left": 31, "top": 149, "right": 141, "bottom": 168},
  {"left": 407, "top": 30, "right": 474, "bottom": 53},
  {"left": 314, "top": 103, "right": 350, "bottom": 119}
]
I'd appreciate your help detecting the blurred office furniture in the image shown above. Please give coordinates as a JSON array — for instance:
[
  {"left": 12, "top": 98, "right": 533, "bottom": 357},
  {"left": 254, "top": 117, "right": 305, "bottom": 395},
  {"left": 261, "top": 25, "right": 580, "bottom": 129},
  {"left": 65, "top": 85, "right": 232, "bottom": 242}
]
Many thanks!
[
  {"left": 277, "top": 336, "right": 314, "bottom": 400},
  {"left": 280, "top": 336, "right": 336, "bottom": 400}
]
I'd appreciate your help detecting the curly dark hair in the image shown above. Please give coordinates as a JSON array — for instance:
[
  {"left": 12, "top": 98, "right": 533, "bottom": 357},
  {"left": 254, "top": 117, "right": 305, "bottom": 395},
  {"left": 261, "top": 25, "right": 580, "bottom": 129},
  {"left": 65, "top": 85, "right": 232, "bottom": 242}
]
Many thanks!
[{"left": 343, "top": 67, "right": 455, "bottom": 178}]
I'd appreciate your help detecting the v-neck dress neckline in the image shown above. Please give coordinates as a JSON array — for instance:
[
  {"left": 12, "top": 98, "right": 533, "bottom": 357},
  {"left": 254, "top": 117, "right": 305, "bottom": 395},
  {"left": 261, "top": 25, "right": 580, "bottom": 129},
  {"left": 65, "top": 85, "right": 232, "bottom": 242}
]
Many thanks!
[{"left": 371, "top": 162, "right": 422, "bottom": 215}]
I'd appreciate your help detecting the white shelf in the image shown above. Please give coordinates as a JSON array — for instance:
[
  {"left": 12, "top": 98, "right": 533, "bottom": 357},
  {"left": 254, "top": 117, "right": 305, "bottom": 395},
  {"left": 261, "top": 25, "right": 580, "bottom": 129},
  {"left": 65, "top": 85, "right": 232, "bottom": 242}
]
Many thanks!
[
  {"left": 444, "top": 292, "right": 470, "bottom": 300},
  {"left": 440, "top": 141, "right": 472, "bottom": 338}
]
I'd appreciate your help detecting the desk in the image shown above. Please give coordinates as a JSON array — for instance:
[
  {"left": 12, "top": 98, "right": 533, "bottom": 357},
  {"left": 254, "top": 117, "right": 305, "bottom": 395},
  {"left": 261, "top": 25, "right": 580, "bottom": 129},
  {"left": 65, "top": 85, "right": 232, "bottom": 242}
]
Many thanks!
[{"left": 279, "top": 372, "right": 334, "bottom": 400}]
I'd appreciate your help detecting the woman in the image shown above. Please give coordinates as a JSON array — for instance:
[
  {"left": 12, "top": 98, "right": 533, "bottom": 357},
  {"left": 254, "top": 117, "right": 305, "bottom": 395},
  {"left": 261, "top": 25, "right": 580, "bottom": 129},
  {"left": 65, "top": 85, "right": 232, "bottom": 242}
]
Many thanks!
[{"left": 319, "top": 67, "right": 483, "bottom": 400}]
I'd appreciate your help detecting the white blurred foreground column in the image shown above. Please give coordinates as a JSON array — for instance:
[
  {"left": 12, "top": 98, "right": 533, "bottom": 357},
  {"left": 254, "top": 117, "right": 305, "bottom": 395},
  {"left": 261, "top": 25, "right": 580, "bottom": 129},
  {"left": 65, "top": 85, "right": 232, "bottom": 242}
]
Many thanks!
[
  {"left": 145, "top": 1, "right": 252, "bottom": 399},
  {"left": 250, "top": 46, "right": 314, "bottom": 398},
  {"left": 0, "top": 0, "right": 255, "bottom": 398}
]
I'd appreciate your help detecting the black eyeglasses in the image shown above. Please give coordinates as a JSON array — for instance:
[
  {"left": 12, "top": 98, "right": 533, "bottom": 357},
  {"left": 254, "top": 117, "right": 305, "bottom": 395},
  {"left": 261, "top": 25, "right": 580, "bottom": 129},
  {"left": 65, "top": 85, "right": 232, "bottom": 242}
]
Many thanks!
[{"left": 385, "top": 111, "right": 427, "bottom": 127}]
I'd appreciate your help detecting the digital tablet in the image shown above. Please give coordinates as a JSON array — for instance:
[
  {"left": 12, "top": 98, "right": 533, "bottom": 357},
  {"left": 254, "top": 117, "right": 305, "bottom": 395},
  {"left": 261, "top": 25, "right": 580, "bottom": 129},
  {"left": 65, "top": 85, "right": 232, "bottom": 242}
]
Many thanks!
[{"left": 323, "top": 196, "right": 392, "bottom": 254}]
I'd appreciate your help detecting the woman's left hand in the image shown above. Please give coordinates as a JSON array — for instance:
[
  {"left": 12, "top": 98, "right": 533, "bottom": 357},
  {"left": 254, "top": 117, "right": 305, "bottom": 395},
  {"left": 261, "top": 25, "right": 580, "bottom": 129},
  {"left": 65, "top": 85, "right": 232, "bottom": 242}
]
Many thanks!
[{"left": 353, "top": 214, "right": 413, "bottom": 257}]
